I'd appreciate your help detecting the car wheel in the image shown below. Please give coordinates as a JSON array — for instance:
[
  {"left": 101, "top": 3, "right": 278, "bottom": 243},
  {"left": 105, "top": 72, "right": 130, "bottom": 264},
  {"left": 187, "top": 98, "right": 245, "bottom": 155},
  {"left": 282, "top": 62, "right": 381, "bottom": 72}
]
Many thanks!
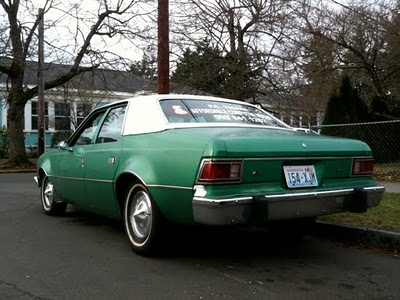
[
  {"left": 123, "top": 183, "right": 167, "bottom": 256},
  {"left": 41, "top": 176, "right": 67, "bottom": 215}
]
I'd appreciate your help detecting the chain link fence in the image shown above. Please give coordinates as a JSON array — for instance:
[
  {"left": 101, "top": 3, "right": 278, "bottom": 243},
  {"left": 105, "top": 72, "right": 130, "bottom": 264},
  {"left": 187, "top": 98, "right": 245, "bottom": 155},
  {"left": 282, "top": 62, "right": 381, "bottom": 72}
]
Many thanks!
[{"left": 310, "top": 120, "right": 400, "bottom": 180}]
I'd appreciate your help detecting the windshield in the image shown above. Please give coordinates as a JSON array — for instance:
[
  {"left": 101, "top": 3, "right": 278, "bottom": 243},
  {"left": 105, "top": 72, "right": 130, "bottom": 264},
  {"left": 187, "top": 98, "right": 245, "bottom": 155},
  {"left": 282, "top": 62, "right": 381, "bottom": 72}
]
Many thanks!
[{"left": 160, "top": 99, "right": 287, "bottom": 128}]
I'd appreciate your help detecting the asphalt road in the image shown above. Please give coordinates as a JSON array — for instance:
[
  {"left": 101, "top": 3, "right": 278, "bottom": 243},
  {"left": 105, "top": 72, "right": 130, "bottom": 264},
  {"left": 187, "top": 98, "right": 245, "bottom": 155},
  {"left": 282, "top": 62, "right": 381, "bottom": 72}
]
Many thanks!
[{"left": 0, "top": 173, "right": 399, "bottom": 299}]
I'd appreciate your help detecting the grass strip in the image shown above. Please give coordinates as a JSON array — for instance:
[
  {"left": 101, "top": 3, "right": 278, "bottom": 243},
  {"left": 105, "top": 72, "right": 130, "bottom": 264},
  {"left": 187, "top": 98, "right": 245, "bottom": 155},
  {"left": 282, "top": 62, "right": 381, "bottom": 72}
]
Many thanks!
[{"left": 319, "top": 192, "right": 400, "bottom": 232}]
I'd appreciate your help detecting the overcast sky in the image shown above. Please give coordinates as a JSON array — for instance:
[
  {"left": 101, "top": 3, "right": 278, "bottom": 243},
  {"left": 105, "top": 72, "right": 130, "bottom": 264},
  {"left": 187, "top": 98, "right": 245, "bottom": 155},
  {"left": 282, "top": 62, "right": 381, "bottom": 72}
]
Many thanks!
[{"left": 1, "top": 0, "right": 366, "bottom": 69}]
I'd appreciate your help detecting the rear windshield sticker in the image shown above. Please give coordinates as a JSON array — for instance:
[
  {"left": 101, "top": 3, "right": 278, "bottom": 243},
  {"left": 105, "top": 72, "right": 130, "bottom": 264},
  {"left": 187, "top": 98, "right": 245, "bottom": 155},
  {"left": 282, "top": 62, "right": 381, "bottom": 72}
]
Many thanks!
[{"left": 170, "top": 105, "right": 189, "bottom": 115}]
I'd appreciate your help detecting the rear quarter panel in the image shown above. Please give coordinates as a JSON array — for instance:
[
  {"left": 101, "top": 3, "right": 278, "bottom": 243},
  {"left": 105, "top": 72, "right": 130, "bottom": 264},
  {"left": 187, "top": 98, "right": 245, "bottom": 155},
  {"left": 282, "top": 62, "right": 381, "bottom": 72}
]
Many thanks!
[{"left": 116, "top": 130, "right": 212, "bottom": 223}]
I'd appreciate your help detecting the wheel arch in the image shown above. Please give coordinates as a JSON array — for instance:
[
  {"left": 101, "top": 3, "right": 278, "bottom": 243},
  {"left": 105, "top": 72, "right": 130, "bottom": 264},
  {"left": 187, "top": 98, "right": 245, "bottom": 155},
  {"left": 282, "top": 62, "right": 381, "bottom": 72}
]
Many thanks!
[
  {"left": 37, "top": 167, "right": 48, "bottom": 186},
  {"left": 36, "top": 156, "right": 53, "bottom": 187},
  {"left": 115, "top": 171, "right": 146, "bottom": 216}
]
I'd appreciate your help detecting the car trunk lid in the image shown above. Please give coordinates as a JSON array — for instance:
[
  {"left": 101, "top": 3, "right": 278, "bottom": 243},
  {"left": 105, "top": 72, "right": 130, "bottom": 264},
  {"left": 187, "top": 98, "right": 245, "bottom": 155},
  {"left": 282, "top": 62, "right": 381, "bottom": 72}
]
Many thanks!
[{"left": 196, "top": 127, "right": 372, "bottom": 186}]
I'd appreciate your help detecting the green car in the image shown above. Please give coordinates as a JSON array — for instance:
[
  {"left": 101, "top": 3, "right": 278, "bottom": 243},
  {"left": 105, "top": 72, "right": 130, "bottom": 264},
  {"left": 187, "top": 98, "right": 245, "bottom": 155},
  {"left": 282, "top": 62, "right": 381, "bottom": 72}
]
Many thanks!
[{"left": 34, "top": 94, "right": 384, "bottom": 256}]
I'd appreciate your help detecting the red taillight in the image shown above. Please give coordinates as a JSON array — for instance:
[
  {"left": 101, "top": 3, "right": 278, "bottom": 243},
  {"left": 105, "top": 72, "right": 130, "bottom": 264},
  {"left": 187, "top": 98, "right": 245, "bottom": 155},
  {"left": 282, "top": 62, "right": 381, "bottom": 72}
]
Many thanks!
[
  {"left": 198, "top": 160, "right": 242, "bottom": 182},
  {"left": 352, "top": 158, "right": 374, "bottom": 175}
]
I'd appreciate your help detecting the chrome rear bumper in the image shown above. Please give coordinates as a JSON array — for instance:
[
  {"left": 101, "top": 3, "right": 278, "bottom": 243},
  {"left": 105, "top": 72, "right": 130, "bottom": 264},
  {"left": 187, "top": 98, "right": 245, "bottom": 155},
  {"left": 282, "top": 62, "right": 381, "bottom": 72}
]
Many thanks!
[{"left": 192, "top": 186, "right": 385, "bottom": 225}]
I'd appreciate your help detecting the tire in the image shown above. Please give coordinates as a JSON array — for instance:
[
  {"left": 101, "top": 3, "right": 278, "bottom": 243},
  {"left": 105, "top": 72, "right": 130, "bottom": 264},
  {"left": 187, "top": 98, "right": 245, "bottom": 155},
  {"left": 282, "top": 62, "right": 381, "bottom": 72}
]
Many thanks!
[
  {"left": 41, "top": 176, "right": 67, "bottom": 215},
  {"left": 123, "top": 183, "right": 167, "bottom": 256}
]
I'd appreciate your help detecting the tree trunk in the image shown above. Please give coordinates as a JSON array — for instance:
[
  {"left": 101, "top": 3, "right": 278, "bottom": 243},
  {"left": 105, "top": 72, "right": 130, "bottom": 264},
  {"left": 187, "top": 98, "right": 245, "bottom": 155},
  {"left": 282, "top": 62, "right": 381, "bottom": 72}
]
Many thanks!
[{"left": 2, "top": 90, "right": 34, "bottom": 169}]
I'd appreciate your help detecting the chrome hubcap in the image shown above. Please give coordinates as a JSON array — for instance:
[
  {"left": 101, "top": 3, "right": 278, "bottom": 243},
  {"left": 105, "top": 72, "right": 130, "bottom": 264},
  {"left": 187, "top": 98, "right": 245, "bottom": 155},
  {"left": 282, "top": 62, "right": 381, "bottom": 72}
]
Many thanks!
[
  {"left": 43, "top": 180, "right": 54, "bottom": 209},
  {"left": 130, "top": 191, "right": 152, "bottom": 240}
]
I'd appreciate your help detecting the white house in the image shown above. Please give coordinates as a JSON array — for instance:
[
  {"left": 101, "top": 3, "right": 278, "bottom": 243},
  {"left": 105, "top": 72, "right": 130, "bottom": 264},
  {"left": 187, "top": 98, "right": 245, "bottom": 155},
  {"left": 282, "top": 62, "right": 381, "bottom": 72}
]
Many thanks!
[
  {"left": 0, "top": 58, "right": 200, "bottom": 147},
  {"left": 1, "top": 57, "right": 322, "bottom": 150}
]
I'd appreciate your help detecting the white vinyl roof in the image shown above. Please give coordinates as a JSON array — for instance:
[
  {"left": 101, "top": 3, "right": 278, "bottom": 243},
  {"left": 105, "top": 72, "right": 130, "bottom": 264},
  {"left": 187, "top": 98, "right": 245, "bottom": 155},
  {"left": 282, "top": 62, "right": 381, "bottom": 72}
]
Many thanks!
[{"left": 119, "top": 94, "right": 292, "bottom": 135}]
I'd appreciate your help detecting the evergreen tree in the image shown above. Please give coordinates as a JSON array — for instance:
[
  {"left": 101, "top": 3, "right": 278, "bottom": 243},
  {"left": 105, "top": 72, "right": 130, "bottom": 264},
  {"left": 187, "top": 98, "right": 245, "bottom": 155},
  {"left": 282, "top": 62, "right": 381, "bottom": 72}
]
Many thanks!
[
  {"left": 323, "top": 75, "right": 370, "bottom": 125},
  {"left": 171, "top": 43, "right": 227, "bottom": 96},
  {"left": 129, "top": 46, "right": 157, "bottom": 80},
  {"left": 172, "top": 42, "right": 261, "bottom": 99}
]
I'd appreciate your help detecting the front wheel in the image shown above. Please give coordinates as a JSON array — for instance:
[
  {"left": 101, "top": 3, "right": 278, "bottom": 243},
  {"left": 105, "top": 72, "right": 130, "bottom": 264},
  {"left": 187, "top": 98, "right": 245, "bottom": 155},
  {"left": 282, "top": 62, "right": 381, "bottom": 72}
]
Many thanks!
[
  {"left": 41, "top": 176, "right": 67, "bottom": 215},
  {"left": 123, "top": 183, "right": 167, "bottom": 256}
]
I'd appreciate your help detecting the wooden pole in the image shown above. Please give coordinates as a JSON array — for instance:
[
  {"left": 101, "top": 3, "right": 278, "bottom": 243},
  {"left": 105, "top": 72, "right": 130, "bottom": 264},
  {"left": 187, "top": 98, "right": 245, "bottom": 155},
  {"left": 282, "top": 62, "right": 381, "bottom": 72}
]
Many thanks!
[
  {"left": 37, "top": 8, "right": 45, "bottom": 156},
  {"left": 158, "top": 0, "right": 169, "bottom": 94}
]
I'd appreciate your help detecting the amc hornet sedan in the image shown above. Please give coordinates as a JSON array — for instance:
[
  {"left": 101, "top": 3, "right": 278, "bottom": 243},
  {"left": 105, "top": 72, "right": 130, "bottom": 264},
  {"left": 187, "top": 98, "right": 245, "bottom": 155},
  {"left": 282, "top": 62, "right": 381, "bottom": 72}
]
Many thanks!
[{"left": 34, "top": 94, "right": 385, "bottom": 256}]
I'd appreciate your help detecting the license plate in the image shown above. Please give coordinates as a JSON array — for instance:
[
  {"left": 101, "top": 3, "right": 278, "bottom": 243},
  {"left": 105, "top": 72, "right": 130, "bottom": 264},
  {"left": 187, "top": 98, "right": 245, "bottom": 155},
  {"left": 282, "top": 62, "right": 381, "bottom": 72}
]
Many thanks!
[{"left": 283, "top": 165, "right": 318, "bottom": 188}]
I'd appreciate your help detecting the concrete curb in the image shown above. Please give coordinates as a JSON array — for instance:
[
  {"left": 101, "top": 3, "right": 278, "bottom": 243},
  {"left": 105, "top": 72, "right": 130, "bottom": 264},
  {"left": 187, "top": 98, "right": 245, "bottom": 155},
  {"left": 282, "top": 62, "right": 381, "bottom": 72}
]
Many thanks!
[{"left": 314, "top": 221, "right": 400, "bottom": 253}]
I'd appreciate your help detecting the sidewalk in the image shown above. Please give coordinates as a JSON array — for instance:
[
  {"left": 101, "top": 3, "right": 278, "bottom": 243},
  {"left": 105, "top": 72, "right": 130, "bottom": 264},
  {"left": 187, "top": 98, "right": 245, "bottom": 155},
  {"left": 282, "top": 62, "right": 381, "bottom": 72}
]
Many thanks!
[{"left": 378, "top": 181, "right": 400, "bottom": 193}]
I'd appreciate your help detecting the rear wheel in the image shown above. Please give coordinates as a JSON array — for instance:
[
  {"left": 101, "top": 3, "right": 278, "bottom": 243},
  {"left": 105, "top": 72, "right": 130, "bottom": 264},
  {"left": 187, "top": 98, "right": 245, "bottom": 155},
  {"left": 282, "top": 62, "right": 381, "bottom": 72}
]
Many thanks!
[
  {"left": 123, "top": 183, "right": 167, "bottom": 256},
  {"left": 41, "top": 176, "right": 67, "bottom": 215}
]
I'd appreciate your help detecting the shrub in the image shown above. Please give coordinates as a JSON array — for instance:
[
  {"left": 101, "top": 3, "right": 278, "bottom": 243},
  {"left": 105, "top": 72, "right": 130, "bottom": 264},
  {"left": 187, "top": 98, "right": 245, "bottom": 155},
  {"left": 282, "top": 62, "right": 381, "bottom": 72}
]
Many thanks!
[{"left": 28, "top": 144, "right": 37, "bottom": 156}]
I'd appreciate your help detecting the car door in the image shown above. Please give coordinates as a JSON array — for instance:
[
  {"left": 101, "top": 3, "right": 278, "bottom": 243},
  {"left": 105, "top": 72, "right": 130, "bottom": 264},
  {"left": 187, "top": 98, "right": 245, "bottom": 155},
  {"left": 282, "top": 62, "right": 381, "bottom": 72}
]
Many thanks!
[
  {"left": 82, "top": 104, "right": 127, "bottom": 219},
  {"left": 52, "top": 109, "right": 107, "bottom": 209}
]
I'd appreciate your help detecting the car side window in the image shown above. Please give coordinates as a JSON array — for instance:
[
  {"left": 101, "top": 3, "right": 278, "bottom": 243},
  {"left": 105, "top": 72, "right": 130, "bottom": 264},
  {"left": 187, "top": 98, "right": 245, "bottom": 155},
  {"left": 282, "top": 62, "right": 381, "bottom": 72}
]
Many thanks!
[
  {"left": 96, "top": 105, "right": 127, "bottom": 144},
  {"left": 72, "top": 111, "right": 106, "bottom": 146}
]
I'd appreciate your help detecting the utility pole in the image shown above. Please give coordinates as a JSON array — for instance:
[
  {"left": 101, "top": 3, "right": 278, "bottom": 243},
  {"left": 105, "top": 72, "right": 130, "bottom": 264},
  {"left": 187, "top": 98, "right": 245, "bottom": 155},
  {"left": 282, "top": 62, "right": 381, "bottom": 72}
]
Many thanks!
[
  {"left": 158, "top": 0, "right": 169, "bottom": 94},
  {"left": 37, "top": 8, "right": 45, "bottom": 157}
]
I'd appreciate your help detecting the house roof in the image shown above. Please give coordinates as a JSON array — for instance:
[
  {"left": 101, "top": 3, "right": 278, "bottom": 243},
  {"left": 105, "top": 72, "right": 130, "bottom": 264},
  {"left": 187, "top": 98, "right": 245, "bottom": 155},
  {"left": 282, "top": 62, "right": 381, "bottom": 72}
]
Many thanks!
[{"left": 0, "top": 57, "right": 203, "bottom": 95}]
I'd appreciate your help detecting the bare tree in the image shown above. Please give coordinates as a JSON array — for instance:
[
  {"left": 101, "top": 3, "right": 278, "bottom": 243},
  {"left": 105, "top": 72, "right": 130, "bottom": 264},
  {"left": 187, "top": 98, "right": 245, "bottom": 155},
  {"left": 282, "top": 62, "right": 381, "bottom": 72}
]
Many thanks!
[
  {"left": 169, "top": 0, "right": 400, "bottom": 123},
  {"left": 60, "top": 79, "right": 111, "bottom": 130},
  {"left": 292, "top": 0, "right": 400, "bottom": 119},
  {"left": 170, "top": 0, "right": 294, "bottom": 101},
  {"left": 0, "top": 0, "right": 153, "bottom": 168}
]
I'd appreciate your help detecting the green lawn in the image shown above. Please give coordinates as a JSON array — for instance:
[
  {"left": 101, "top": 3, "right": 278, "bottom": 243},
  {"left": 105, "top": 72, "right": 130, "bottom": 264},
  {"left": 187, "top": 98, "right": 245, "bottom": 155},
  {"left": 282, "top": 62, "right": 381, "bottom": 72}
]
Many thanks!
[{"left": 319, "top": 193, "right": 400, "bottom": 232}]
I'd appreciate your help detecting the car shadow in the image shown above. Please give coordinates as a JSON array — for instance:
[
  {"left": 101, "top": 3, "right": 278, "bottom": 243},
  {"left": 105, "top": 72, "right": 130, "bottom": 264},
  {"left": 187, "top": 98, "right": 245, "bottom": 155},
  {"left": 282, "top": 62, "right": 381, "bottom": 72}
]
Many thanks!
[
  {"left": 168, "top": 225, "right": 316, "bottom": 259},
  {"left": 60, "top": 206, "right": 123, "bottom": 230},
  {"left": 54, "top": 206, "right": 321, "bottom": 259}
]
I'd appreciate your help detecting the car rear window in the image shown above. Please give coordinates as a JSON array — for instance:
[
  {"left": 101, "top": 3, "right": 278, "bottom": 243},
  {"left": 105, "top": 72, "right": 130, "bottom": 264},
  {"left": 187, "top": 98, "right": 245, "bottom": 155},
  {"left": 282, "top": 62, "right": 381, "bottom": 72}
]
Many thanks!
[{"left": 160, "top": 99, "right": 286, "bottom": 127}]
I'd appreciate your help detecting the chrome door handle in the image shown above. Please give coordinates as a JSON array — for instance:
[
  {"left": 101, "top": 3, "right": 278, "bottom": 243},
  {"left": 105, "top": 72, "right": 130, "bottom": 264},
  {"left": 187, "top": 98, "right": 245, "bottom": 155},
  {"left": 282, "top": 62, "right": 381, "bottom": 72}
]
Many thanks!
[{"left": 108, "top": 156, "right": 116, "bottom": 165}]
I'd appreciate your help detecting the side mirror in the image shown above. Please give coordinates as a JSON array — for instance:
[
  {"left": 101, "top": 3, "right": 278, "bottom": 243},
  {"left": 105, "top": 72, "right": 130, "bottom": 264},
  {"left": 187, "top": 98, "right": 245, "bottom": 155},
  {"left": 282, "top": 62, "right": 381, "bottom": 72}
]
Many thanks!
[{"left": 58, "top": 141, "right": 72, "bottom": 151}]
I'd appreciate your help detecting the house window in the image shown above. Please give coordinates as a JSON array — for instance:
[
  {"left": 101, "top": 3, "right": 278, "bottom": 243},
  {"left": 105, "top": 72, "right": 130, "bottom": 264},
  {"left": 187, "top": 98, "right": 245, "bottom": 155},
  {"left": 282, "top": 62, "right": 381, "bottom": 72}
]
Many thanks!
[
  {"left": 55, "top": 102, "right": 71, "bottom": 130},
  {"left": 31, "top": 101, "right": 49, "bottom": 130},
  {"left": 77, "top": 102, "right": 93, "bottom": 126},
  {"left": 292, "top": 115, "right": 301, "bottom": 127},
  {"left": 282, "top": 114, "right": 291, "bottom": 125}
]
